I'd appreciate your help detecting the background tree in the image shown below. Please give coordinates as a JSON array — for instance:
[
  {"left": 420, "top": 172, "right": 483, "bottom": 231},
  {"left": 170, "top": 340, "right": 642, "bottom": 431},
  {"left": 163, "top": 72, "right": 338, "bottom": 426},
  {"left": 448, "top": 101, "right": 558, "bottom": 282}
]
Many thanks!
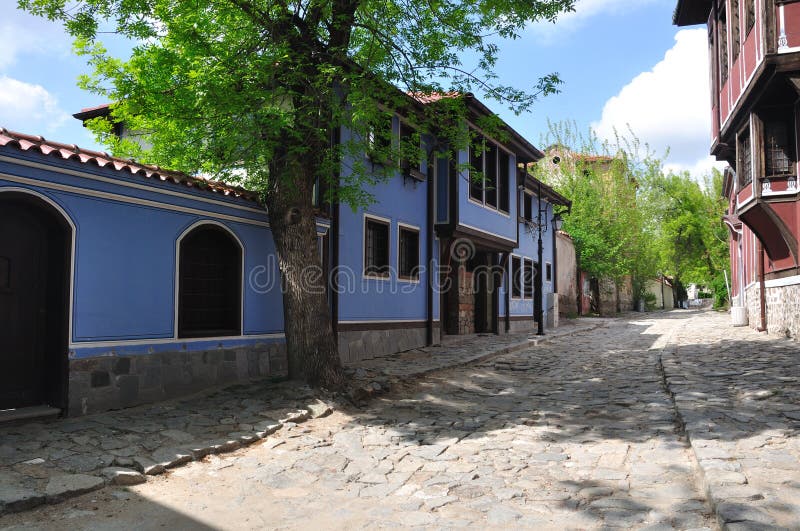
[{"left": 19, "top": 0, "right": 576, "bottom": 388}]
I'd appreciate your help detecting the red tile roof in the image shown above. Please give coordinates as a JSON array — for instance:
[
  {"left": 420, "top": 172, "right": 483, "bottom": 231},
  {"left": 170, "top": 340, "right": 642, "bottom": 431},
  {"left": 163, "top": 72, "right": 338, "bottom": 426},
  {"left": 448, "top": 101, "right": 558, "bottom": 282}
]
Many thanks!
[{"left": 0, "top": 127, "right": 257, "bottom": 201}]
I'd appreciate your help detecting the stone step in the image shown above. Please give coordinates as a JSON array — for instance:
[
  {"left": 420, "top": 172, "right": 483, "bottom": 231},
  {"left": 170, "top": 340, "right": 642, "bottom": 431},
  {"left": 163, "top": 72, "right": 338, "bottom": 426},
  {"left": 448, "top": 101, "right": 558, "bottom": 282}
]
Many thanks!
[{"left": 0, "top": 405, "right": 61, "bottom": 425}]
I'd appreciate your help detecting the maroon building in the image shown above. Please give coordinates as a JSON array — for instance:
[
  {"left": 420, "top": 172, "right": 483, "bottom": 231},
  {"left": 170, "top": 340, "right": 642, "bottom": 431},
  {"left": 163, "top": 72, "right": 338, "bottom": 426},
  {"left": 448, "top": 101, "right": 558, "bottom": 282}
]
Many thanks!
[{"left": 676, "top": 0, "right": 800, "bottom": 337}]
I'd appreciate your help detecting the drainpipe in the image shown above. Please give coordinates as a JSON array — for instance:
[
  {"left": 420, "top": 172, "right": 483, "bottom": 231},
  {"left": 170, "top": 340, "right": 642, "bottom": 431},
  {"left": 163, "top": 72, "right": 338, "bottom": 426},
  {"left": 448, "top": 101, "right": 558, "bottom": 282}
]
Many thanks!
[
  {"left": 758, "top": 241, "right": 767, "bottom": 331},
  {"left": 536, "top": 179, "right": 544, "bottom": 336},
  {"left": 426, "top": 152, "right": 435, "bottom": 345}
]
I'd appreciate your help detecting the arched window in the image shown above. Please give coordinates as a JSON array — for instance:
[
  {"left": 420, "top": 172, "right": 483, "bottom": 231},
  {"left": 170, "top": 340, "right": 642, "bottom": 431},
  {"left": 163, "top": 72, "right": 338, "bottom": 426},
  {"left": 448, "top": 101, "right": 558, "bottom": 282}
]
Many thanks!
[{"left": 178, "top": 224, "right": 242, "bottom": 338}]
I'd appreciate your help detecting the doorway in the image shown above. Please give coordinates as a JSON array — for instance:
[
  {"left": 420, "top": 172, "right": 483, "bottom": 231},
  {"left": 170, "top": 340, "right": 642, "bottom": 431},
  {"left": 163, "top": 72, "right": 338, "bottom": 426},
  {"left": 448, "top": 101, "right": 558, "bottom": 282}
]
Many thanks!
[{"left": 0, "top": 193, "right": 71, "bottom": 410}]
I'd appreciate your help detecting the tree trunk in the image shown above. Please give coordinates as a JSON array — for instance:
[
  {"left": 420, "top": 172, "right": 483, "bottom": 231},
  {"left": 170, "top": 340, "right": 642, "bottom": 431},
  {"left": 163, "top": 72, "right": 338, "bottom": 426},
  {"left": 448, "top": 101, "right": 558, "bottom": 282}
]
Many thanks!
[{"left": 265, "top": 156, "right": 344, "bottom": 390}]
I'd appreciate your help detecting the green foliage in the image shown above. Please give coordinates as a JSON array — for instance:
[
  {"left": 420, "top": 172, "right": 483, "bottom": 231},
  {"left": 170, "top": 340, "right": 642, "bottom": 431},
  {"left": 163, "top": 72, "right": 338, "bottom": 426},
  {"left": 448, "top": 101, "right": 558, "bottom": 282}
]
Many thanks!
[
  {"left": 535, "top": 121, "right": 731, "bottom": 306},
  {"left": 18, "top": 0, "right": 576, "bottom": 207},
  {"left": 643, "top": 292, "right": 658, "bottom": 311}
]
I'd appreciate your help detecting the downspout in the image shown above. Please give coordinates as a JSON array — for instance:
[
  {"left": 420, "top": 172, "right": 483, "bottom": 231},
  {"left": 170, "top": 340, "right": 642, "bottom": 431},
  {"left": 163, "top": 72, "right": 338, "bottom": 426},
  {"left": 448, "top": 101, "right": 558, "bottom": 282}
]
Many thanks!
[
  {"left": 536, "top": 179, "right": 544, "bottom": 336},
  {"left": 331, "top": 127, "right": 341, "bottom": 337},
  {"left": 426, "top": 152, "right": 435, "bottom": 345},
  {"left": 758, "top": 241, "right": 767, "bottom": 331},
  {"left": 502, "top": 252, "right": 511, "bottom": 333}
]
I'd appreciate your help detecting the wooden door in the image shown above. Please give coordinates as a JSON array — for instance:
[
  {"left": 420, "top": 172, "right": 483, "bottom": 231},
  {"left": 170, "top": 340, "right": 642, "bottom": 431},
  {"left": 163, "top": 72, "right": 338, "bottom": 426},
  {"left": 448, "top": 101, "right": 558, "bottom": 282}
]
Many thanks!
[{"left": 0, "top": 203, "right": 49, "bottom": 409}]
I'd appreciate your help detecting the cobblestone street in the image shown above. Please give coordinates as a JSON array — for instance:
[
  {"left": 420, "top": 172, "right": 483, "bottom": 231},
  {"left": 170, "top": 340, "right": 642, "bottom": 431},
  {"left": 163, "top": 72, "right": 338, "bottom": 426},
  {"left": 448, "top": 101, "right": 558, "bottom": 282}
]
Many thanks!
[
  {"left": 0, "top": 313, "right": 711, "bottom": 530},
  {"left": 3, "top": 311, "right": 800, "bottom": 529}
]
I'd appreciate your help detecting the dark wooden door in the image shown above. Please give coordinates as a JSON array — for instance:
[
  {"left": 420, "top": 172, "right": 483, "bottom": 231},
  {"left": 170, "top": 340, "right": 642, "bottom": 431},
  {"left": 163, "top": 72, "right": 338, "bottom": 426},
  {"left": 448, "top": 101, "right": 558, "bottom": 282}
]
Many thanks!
[{"left": 0, "top": 203, "right": 49, "bottom": 409}]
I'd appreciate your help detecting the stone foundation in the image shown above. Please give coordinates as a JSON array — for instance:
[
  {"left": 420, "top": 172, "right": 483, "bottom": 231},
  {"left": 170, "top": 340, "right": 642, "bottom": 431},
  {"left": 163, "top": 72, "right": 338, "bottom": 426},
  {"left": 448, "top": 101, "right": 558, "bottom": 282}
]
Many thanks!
[
  {"left": 338, "top": 326, "right": 440, "bottom": 364},
  {"left": 503, "top": 318, "right": 536, "bottom": 334},
  {"left": 68, "top": 342, "right": 287, "bottom": 416},
  {"left": 745, "top": 282, "right": 800, "bottom": 339}
]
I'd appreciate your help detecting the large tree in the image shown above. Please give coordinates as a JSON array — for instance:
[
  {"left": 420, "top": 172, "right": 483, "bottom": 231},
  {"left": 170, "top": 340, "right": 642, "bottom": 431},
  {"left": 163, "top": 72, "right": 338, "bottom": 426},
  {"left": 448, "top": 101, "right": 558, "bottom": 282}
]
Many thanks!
[{"left": 20, "top": 0, "right": 575, "bottom": 388}]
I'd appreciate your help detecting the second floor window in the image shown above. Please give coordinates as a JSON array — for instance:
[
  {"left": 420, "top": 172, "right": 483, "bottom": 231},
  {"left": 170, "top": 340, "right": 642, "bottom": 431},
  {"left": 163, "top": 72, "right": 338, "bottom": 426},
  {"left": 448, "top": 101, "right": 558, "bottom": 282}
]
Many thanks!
[
  {"left": 469, "top": 134, "right": 508, "bottom": 213},
  {"left": 523, "top": 193, "right": 533, "bottom": 222},
  {"left": 719, "top": 6, "right": 729, "bottom": 86},
  {"left": 364, "top": 218, "right": 390, "bottom": 277},
  {"left": 738, "top": 129, "right": 752, "bottom": 186},
  {"left": 765, "top": 119, "right": 796, "bottom": 177},
  {"left": 731, "top": 0, "right": 740, "bottom": 62},
  {"left": 745, "top": 0, "right": 755, "bottom": 35}
]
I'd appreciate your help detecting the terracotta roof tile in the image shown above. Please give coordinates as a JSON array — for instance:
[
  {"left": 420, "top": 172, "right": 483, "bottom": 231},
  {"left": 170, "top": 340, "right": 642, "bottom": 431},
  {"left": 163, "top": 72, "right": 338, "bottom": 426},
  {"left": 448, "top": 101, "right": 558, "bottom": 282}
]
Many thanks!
[{"left": 0, "top": 127, "right": 257, "bottom": 202}]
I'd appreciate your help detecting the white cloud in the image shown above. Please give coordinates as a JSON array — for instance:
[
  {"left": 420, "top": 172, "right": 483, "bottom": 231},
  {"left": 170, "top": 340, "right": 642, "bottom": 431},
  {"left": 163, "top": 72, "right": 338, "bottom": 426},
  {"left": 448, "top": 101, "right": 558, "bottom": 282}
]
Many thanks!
[
  {"left": 591, "top": 28, "right": 726, "bottom": 177},
  {"left": 531, "top": 0, "right": 665, "bottom": 42},
  {"left": 0, "top": 10, "right": 71, "bottom": 70},
  {"left": 0, "top": 76, "right": 70, "bottom": 133}
]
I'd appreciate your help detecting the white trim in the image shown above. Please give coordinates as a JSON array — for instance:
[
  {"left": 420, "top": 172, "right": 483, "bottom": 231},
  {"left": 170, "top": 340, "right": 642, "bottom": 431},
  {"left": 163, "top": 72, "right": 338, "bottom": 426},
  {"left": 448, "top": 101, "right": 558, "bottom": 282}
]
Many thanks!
[
  {"left": 720, "top": 55, "right": 764, "bottom": 133},
  {"left": 0, "top": 187, "right": 77, "bottom": 344},
  {"left": 69, "top": 333, "right": 285, "bottom": 351},
  {"left": 458, "top": 222, "right": 517, "bottom": 245},
  {"left": 764, "top": 275, "right": 800, "bottom": 288},
  {"left": 397, "top": 222, "right": 422, "bottom": 283},
  {"left": 467, "top": 196, "right": 511, "bottom": 218},
  {"left": 0, "top": 154, "right": 265, "bottom": 215},
  {"left": 363, "top": 213, "right": 392, "bottom": 281},
  {"left": 744, "top": 280, "right": 757, "bottom": 291},
  {"left": 761, "top": 189, "right": 798, "bottom": 197},
  {"left": 174, "top": 220, "right": 246, "bottom": 340},
  {"left": 737, "top": 191, "right": 756, "bottom": 209},
  {"left": 0, "top": 171, "right": 270, "bottom": 228}
]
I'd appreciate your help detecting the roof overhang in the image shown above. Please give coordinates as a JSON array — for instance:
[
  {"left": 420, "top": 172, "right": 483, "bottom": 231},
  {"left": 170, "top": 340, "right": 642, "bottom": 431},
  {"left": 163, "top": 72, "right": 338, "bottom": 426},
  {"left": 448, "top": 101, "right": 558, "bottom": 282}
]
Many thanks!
[
  {"left": 673, "top": 0, "right": 712, "bottom": 26},
  {"left": 520, "top": 170, "right": 572, "bottom": 208}
]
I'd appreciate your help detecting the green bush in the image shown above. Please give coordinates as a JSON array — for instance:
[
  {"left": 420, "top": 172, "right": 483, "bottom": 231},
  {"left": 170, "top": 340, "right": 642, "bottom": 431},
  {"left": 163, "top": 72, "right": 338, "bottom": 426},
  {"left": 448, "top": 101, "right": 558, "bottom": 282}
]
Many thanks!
[{"left": 644, "top": 292, "right": 658, "bottom": 311}]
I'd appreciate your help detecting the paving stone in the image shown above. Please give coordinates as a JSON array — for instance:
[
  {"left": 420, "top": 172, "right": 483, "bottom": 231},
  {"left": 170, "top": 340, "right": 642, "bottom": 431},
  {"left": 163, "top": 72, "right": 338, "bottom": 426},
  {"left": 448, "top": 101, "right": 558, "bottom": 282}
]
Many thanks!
[
  {"left": 101, "top": 467, "right": 147, "bottom": 486},
  {"left": 44, "top": 474, "right": 105, "bottom": 502}
]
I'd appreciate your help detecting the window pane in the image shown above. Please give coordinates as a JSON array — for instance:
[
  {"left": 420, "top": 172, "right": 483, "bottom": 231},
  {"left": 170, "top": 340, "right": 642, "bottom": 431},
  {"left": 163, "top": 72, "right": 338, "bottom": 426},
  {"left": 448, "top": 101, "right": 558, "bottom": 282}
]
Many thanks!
[
  {"left": 524, "top": 259, "right": 534, "bottom": 299},
  {"left": 738, "top": 130, "right": 752, "bottom": 186},
  {"left": 365, "top": 219, "right": 390, "bottom": 276},
  {"left": 511, "top": 256, "right": 522, "bottom": 298},
  {"left": 546, "top": 263, "right": 552, "bottom": 282},
  {"left": 499, "top": 152, "right": 510, "bottom": 212},
  {"left": 485, "top": 143, "right": 498, "bottom": 208},
  {"left": 719, "top": 7, "right": 728, "bottom": 85},
  {"left": 399, "top": 228, "right": 420, "bottom": 279},
  {"left": 765, "top": 120, "right": 794, "bottom": 176},
  {"left": 179, "top": 226, "right": 241, "bottom": 338},
  {"left": 524, "top": 194, "right": 533, "bottom": 222},
  {"left": 469, "top": 138, "right": 484, "bottom": 201}
]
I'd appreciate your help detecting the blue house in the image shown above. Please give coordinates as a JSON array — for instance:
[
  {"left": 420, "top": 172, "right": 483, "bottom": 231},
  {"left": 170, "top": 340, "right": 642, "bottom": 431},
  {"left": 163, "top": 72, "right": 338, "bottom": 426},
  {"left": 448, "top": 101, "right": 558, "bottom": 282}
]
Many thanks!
[{"left": 0, "top": 93, "right": 569, "bottom": 416}]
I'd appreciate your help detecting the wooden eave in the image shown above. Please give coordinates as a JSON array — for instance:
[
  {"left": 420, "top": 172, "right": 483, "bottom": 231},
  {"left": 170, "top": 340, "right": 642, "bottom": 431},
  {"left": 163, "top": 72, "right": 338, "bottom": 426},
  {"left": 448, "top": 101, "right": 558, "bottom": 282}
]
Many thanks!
[{"left": 673, "top": 0, "right": 712, "bottom": 26}]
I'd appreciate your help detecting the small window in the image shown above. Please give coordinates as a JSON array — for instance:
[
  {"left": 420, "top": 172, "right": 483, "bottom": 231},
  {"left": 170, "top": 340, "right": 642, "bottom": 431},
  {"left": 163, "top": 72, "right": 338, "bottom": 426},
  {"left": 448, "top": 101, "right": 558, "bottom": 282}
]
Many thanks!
[
  {"left": 523, "top": 259, "right": 534, "bottom": 299},
  {"left": 178, "top": 225, "right": 242, "bottom": 339},
  {"left": 523, "top": 193, "right": 533, "bottom": 222},
  {"left": 0, "top": 256, "right": 8, "bottom": 289},
  {"left": 499, "top": 152, "right": 510, "bottom": 212},
  {"left": 398, "top": 226, "right": 420, "bottom": 280},
  {"left": 364, "top": 218, "right": 390, "bottom": 277},
  {"left": 765, "top": 119, "right": 795, "bottom": 177},
  {"left": 719, "top": 6, "right": 728, "bottom": 85},
  {"left": 399, "top": 121, "right": 418, "bottom": 171},
  {"left": 745, "top": 0, "right": 755, "bottom": 35},
  {"left": 368, "top": 113, "right": 394, "bottom": 163},
  {"left": 511, "top": 256, "right": 522, "bottom": 298},
  {"left": 731, "top": 0, "right": 740, "bottom": 62},
  {"left": 469, "top": 139, "right": 484, "bottom": 201},
  {"left": 738, "top": 129, "right": 752, "bottom": 186},
  {"left": 545, "top": 262, "right": 552, "bottom": 283},
  {"left": 485, "top": 143, "right": 498, "bottom": 208}
]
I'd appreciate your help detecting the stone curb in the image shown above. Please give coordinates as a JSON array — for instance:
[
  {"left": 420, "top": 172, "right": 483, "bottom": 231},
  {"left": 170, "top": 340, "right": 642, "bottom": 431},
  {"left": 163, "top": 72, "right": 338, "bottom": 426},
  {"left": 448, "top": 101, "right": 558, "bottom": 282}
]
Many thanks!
[
  {"left": 656, "top": 316, "right": 784, "bottom": 531},
  {"left": 0, "top": 399, "right": 334, "bottom": 517},
  {"left": 347, "top": 321, "right": 607, "bottom": 401}
]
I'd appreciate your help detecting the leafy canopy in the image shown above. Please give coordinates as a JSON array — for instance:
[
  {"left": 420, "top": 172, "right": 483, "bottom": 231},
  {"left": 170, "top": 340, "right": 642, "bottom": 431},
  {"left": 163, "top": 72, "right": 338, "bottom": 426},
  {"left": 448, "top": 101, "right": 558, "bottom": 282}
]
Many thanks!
[{"left": 19, "top": 0, "right": 576, "bottom": 206}]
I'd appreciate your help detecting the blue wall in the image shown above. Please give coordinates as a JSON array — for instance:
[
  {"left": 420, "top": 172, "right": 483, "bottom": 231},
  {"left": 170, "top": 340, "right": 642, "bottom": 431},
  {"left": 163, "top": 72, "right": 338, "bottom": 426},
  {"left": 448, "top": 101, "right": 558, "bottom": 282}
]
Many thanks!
[
  {"left": 337, "top": 120, "right": 439, "bottom": 323},
  {"left": 0, "top": 148, "right": 286, "bottom": 359}
]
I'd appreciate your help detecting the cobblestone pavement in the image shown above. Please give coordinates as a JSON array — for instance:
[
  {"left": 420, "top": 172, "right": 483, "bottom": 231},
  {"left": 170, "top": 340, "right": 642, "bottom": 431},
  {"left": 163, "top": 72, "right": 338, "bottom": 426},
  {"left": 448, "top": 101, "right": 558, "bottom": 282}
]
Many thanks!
[
  {"left": 0, "top": 319, "right": 604, "bottom": 519},
  {"left": 2, "top": 313, "right": 716, "bottom": 530},
  {"left": 663, "top": 311, "right": 800, "bottom": 529}
]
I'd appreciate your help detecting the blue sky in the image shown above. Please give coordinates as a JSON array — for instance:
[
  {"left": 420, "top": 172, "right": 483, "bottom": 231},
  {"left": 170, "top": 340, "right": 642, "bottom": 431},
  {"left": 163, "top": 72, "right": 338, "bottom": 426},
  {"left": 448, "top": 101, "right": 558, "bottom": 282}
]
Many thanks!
[{"left": 1, "top": 0, "right": 720, "bottom": 176}]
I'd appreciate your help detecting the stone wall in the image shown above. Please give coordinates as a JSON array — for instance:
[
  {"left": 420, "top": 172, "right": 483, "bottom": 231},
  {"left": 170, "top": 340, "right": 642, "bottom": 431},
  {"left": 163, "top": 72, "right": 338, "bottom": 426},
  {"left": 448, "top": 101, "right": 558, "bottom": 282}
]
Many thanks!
[
  {"left": 598, "top": 277, "right": 618, "bottom": 316},
  {"left": 556, "top": 232, "right": 578, "bottom": 316},
  {"left": 68, "top": 342, "right": 288, "bottom": 416},
  {"left": 617, "top": 276, "right": 634, "bottom": 312},
  {"left": 338, "top": 326, "right": 440, "bottom": 364},
  {"left": 746, "top": 282, "right": 800, "bottom": 339}
]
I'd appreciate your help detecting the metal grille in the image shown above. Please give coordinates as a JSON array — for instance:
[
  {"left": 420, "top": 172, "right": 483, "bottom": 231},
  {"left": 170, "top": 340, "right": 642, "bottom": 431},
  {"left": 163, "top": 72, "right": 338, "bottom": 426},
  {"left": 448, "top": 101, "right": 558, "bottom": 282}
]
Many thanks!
[
  {"left": 398, "top": 227, "right": 419, "bottom": 279},
  {"left": 523, "top": 258, "right": 534, "bottom": 299},
  {"left": 365, "top": 219, "right": 390, "bottom": 276},
  {"left": 765, "top": 121, "right": 794, "bottom": 176},
  {"left": 511, "top": 256, "right": 522, "bottom": 298},
  {"left": 179, "top": 226, "right": 241, "bottom": 338},
  {"left": 738, "top": 131, "right": 752, "bottom": 186}
]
